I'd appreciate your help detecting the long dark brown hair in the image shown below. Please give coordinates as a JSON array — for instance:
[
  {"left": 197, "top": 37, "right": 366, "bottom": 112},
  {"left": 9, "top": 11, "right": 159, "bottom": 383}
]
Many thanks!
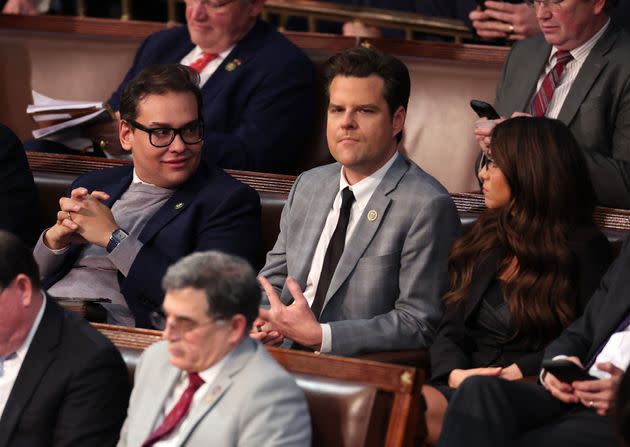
[{"left": 444, "top": 117, "right": 596, "bottom": 348}]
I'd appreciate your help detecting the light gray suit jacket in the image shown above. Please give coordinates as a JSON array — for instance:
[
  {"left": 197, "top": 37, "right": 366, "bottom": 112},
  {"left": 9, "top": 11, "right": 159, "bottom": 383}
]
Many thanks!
[
  {"left": 116, "top": 338, "right": 311, "bottom": 447},
  {"left": 495, "top": 21, "right": 630, "bottom": 209},
  {"left": 259, "top": 155, "right": 461, "bottom": 356}
]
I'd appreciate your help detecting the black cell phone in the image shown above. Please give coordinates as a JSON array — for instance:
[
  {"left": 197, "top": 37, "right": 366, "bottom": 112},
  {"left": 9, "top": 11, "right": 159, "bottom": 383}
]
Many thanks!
[
  {"left": 470, "top": 99, "right": 500, "bottom": 120},
  {"left": 542, "top": 359, "right": 597, "bottom": 383}
]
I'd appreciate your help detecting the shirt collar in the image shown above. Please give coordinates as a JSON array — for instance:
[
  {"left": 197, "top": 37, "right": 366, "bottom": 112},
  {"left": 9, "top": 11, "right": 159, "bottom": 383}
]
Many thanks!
[
  {"left": 339, "top": 151, "right": 399, "bottom": 207},
  {"left": 551, "top": 18, "right": 610, "bottom": 64},
  {"left": 14, "top": 293, "right": 46, "bottom": 361}
]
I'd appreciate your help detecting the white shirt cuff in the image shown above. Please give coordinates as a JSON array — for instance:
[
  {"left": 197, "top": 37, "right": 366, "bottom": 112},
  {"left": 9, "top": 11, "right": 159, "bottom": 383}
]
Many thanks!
[{"left": 319, "top": 323, "right": 332, "bottom": 353}]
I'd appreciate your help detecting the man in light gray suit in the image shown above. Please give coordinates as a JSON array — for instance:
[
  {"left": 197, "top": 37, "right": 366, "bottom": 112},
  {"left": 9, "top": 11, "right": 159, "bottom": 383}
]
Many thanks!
[
  {"left": 475, "top": 0, "right": 630, "bottom": 208},
  {"left": 253, "top": 47, "right": 461, "bottom": 357},
  {"left": 117, "top": 251, "right": 311, "bottom": 447}
]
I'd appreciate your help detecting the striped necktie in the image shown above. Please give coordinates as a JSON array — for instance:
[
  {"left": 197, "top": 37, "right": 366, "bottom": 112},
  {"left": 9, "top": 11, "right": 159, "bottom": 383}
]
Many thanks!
[
  {"left": 142, "top": 372, "right": 205, "bottom": 446},
  {"left": 528, "top": 50, "right": 573, "bottom": 117}
]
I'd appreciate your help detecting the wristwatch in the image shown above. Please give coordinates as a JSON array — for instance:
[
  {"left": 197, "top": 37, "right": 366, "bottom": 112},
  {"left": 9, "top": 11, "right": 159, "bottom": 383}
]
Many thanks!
[{"left": 106, "top": 228, "right": 129, "bottom": 253}]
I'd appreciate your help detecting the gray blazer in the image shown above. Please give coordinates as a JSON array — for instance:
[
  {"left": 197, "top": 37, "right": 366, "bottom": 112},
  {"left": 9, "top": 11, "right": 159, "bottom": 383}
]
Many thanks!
[
  {"left": 117, "top": 338, "right": 311, "bottom": 447},
  {"left": 495, "top": 21, "right": 630, "bottom": 209},
  {"left": 259, "top": 155, "right": 461, "bottom": 356}
]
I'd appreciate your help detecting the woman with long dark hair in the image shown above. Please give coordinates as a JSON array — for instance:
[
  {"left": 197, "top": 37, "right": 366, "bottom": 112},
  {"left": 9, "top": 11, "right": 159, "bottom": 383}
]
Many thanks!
[{"left": 422, "top": 117, "right": 613, "bottom": 444}]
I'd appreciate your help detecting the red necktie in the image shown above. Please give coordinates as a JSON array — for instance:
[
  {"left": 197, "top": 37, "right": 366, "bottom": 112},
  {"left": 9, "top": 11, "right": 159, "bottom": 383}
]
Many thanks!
[
  {"left": 142, "top": 372, "right": 205, "bottom": 447},
  {"left": 528, "top": 50, "right": 573, "bottom": 117},
  {"left": 188, "top": 52, "right": 218, "bottom": 73}
]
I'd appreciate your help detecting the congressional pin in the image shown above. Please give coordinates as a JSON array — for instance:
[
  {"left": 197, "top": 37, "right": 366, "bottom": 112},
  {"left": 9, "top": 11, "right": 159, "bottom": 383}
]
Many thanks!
[
  {"left": 225, "top": 58, "right": 242, "bottom": 72},
  {"left": 175, "top": 202, "right": 185, "bottom": 210},
  {"left": 367, "top": 210, "right": 378, "bottom": 221}
]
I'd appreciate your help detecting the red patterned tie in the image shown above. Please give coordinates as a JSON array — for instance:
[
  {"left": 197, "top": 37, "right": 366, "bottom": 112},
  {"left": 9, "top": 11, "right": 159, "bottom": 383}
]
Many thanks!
[
  {"left": 528, "top": 50, "right": 573, "bottom": 117},
  {"left": 142, "top": 372, "right": 205, "bottom": 447},
  {"left": 188, "top": 52, "right": 218, "bottom": 73}
]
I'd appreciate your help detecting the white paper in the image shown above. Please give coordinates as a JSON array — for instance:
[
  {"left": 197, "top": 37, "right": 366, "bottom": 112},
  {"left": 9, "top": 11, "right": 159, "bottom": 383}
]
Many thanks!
[
  {"left": 32, "top": 109, "right": 107, "bottom": 139},
  {"left": 32, "top": 113, "right": 73, "bottom": 122},
  {"left": 27, "top": 90, "right": 104, "bottom": 113}
]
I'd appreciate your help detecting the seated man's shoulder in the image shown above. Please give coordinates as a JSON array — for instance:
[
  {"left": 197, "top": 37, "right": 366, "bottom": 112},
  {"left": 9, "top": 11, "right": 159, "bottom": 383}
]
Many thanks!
[
  {"left": 74, "top": 164, "right": 132, "bottom": 188},
  {"left": 399, "top": 159, "right": 453, "bottom": 201},
  {"left": 253, "top": 20, "right": 313, "bottom": 65},
  {"left": 143, "top": 24, "right": 190, "bottom": 49},
  {"left": 198, "top": 166, "right": 260, "bottom": 204}
]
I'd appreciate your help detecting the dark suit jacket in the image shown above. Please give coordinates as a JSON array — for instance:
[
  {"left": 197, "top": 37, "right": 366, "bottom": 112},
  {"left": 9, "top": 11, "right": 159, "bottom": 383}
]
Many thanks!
[
  {"left": 108, "top": 20, "right": 315, "bottom": 174},
  {"left": 0, "top": 297, "right": 129, "bottom": 447},
  {"left": 495, "top": 22, "right": 630, "bottom": 208},
  {"left": 41, "top": 164, "right": 261, "bottom": 327},
  {"left": 0, "top": 124, "right": 40, "bottom": 246},
  {"left": 545, "top": 236, "right": 630, "bottom": 363},
  {"left": 430, "top": 225, "right": 612, "bottom": 383}
]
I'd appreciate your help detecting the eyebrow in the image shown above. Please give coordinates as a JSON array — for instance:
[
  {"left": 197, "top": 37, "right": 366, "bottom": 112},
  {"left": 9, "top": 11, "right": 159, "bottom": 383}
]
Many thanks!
[
  {"left": 147, "top": 119, "right": 200, "bottom": 127},
  {"left": 328, "top": 103, "right": 380, "bottom": 109}
]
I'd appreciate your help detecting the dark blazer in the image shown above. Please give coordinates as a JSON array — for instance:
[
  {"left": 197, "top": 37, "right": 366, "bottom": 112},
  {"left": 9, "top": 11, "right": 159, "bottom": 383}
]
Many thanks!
[
  {"left": 545, "top": 236, "right": 630, "bottom": 363},
  {"left": 41, "top": 164, "right": 262, "bottom": 327},
  {"left": 495, "top": 22, "right": 630, "bottom": 208},
  {"left": 0, "top": 298, "right": 129, "bottom": 447},
  {"left": 430, "top": 225, "right": 612, "bottom": 383},
  {"left": 108, "top": 20, "right": 315, "bottom": 174},
  {"left": 0, "top": 124, "right": 40, "bottom": 246}
]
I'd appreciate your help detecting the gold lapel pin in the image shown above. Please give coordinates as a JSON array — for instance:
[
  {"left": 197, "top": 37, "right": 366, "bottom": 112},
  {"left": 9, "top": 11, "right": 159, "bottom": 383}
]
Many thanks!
[
  {"left": 225, "top": 58, "right": 242, "bottom": 72},
  {"left": 175, "top": 202, "right": 185, "bottom": 210},
  {"left": 367, "top": 210, "right": 378, "bottom": 221}
]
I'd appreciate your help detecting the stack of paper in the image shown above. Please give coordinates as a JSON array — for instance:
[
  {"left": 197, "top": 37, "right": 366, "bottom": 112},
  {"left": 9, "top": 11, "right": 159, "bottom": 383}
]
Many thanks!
[{"left": 27, "top": 91, "right": 109, "bottom": 139}]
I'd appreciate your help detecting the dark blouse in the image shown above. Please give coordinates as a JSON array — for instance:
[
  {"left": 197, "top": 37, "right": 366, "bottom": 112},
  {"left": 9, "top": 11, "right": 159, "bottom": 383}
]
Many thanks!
[{"left": 428, "top": 225, "right": 614, "bottom": 390}]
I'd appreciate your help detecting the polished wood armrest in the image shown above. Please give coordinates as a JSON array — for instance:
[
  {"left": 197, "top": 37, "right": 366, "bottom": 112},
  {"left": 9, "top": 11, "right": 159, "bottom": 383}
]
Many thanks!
[{"left": 357, "top": 349, "right": 430, "bottom": 369}]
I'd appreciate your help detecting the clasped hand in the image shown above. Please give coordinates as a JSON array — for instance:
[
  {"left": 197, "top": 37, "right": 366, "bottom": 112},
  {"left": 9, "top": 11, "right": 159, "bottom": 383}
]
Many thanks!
[
  {"left": 250, "top": 276, "right": 323, "bottom": 350},
  {"left": 448, "top": 363, "right": 523, "bottom": 388},
  {"left": 543, "top": 357, "right": 624, "bottom": 416},
  {"left": 44, "top": 187, "right": 118, "bottom": 250}
]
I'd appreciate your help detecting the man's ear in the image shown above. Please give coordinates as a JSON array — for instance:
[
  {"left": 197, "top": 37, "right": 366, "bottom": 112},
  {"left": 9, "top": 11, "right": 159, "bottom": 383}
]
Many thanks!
[
  {"left": 593, "top": 0, "right": 607, "bottom": 14},
  {"left": 227, "top": 314, "right": 248, "bottom": 344},
  {"left": 14, "top": 274, "right": 34, "bottom": 307},
  {"left": 119, "top": 119, "right": 134, "bottom": 153},
  {"left": 392, "top": 106, "right": 406, "bottom": 138},
  {"left": 249, "top": 0, "right": 266, "bottom": 16}
]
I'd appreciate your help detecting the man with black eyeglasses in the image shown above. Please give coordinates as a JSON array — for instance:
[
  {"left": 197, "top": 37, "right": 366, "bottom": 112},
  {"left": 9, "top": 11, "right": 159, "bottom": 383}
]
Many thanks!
[
  {"left": 33, "top": 64, "right": 262, "bottom": 328},
  {"left": 473, "top": 0, "right": 630, "bottom": 209}
]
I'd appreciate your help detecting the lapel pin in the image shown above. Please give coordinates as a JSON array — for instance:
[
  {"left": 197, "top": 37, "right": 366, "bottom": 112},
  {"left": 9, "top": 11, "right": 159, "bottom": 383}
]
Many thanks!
[
  {"left": 175, "top": 202, "right": 185, "bottom": 210},
  {"left": 367, "top": 210, "right": 378, "bottom": 221},
  {"left": 225, "top": 58, "right": 242, "bottom": 72}
]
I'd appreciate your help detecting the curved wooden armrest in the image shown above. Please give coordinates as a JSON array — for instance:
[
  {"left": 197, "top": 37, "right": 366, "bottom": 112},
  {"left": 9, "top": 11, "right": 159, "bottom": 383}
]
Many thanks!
[{"left": 357, "top": 349, "right": 430, "bottom": 369}]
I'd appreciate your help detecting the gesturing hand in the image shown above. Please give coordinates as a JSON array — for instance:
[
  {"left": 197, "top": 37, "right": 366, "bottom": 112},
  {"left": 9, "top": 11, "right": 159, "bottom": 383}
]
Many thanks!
[{"left": 258, "top": 276, "right": 323, "bottom": 350}]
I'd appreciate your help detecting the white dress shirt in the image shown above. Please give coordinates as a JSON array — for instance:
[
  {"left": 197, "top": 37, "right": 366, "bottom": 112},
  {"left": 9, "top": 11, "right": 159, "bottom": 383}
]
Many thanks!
[
  {"left": 152, "top": 354, "right": 229, "bottom": 447},
  {"left": 303, "top": 151, "right": 400, "bottom": 353},
  {"left": 180, "top": 45, "right": 235, "bottom": 88},
  {"left": 536, "top": 19, "right": 610, "bottom": 119},
  {"left": 0, "top": 297, "right": 46, "bottom": 417}
]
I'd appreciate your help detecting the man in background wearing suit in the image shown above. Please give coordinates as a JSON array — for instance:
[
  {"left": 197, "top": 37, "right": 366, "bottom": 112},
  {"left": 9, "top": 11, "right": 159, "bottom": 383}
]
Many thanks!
[
  {"left": 117, "top": 251, "right": 311, "bottom": 447},
  {"left": 34, "top": 64, "right": 261, "bottom": 328},
  {"left": 107, "top": 0, "right": 315, "bottom": 173},
  {"left": 437, "top": 237, "right": 630, "bottom": 447},
  {"left": 475, "top": 0, "right": 630, "bottom": 208},
  {"left": 0, "top": 230, "right": 129, "bottom": 447},
  {"left": 0, "top": 123, "right": 40, "bottom": 246},
  {"left": 253, "top": 47, "right": 461, "bottom": 357}
]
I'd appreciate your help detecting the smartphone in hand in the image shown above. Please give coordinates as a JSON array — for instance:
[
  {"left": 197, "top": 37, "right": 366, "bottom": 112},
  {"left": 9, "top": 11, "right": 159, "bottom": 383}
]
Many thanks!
[
  {"left": 542, "top": 359, "right": 597, "bottom": 383},
  {"left": 470, "top": 99, "right": 501, "bottom": 120}
]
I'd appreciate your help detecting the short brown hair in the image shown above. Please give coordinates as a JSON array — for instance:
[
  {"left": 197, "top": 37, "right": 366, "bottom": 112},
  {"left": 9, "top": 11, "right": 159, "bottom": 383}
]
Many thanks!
[{"left": 119, "top": 64, "right": 203, "bottom": 122}]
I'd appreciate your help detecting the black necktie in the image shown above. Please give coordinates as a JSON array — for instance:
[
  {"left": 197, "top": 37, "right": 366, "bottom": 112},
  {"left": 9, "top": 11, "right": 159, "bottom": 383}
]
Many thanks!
[{"left": 310, "top": 187, "right": 355, "bottom": 320}]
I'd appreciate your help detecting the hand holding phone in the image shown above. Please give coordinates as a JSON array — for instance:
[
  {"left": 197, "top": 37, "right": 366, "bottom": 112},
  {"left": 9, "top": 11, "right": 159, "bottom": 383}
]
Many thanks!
[
  {"left": 470, "top": 99, "right": 501, "bottom": 120},
  {"left": 542, "top": 359, "right": 596, "bottom": 383}
]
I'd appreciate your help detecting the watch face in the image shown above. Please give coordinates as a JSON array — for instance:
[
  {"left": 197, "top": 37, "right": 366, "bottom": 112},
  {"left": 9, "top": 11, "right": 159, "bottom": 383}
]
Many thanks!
[{"left": 107, "top": 228, "right": 128, "bottom": 253}]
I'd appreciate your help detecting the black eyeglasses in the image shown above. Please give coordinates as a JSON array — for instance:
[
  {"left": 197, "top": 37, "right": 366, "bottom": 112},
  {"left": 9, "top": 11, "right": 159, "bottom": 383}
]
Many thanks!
[
  {"left": 149, "top": 310, "right": 218, "bottom": 335},
  {"left": 126, "top": 119, "right": 204, "bottom": 148}
]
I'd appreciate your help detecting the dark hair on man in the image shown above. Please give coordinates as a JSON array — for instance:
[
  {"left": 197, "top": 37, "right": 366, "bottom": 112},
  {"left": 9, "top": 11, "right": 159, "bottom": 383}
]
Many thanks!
[
  {"left": 605, "top": 0, "right": 618, "bottom": 14},
  {"left": 0, "top": 230, "right": 41, "bottom": 289},
  {"left": 162, "top": 251, "right": 260, "bottom": 328},
  {"left": 445, "top": 117, "right": 596, "bottom": 348},
  {"left": 119, "top": 63, "right": 203, "bottom": 122},
  {"left": 325, "top": 47, "right": 410, "bottom": 142}
]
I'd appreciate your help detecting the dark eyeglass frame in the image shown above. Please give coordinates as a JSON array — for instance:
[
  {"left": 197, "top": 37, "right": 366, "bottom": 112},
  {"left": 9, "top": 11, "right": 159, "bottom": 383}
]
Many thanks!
[
  {"left": 186, "top": 0, "right": 240, "bottom": 10},
  {"left": 125, "top": 119, "right": 204, "bottom": 148},
  {"left": 149, "top": 310, "right": 218, "bottom": 334}
]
